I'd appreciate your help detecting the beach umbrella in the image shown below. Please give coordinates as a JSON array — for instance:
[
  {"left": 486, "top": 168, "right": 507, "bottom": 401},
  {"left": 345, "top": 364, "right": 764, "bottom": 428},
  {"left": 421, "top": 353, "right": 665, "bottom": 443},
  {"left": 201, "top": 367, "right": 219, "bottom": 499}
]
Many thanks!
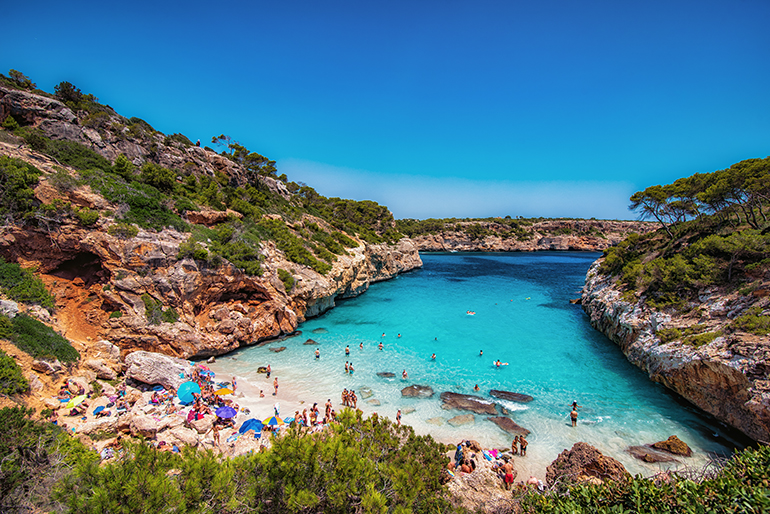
[
  {"left": 216, "top": 406, "right": 238, "bottom": 419},
  {"left": 93, "top": 406, "right": 105, "bottom": 415},
  {"left": 66, "top": 395, "right": 87, "bottom": 409},
  {"left": 262, "top": 415, "right": 285, "bottom": 426},
  {"left": 197, "top": 364, "right": 211, "bottom": 371},
  {"left": 152, "top": 385, "right": 165, "bottom": 392},
  {"left": 238, "top": 418, "right": 264, "bottom": 434},
  {"left": 214, "top": 388, "right": 233, "bottom": 395},
  {"left": 177, "top": 381, "right": 201, "bottom": 404}
]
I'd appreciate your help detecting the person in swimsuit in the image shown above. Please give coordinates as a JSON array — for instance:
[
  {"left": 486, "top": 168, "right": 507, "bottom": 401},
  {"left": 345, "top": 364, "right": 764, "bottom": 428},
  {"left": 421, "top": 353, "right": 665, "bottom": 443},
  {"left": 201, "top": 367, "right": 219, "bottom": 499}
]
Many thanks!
[
  {"left": 378, "top": 342, "right": 384, "bottom": 351},
  {"left": 232, "top": 377, "right": 237, "bottom": 393},
  {"left": 502, "top": 460, "right": 514, "bottom": 490},
  {"left": 345, "top": 361, "right": 349, "bottom": 373},
  {"left": 359, "top": 342, "right": 363, "bottom": 350},
  {"left": 396, "top": 409, "right": 401, "bottom": 426},
  {"left": 431, "top": 353, "right": 436, "bottom": 360},
  {"left": 266, "top": 364, "right": 271, "bottom": 378},
  {"left": 479, "top": 350, "right": 483, "bottom": 357},
  {"left": 315, "top": 348, "right": 320, "bottom": 359},
  {"left": 512, "top": 435, "right": 520, "bottom": 455},
  {"left": 349, "top": 362, "right": 354, "bottom": 373},
  {"left": 519, "top": 435, "right": 528, "bottom": 456},
  {"left": 402, "top": 369, "right": 408, "bottom": 379},
  {"left": 570, "top": 406, "right": 578, "bottom": 427},
  {"left": 473, "top": 384, "right": 480, "bottom": 392},
  {"left": 273, "top": 377, "right": 279, "bottom": 396}
]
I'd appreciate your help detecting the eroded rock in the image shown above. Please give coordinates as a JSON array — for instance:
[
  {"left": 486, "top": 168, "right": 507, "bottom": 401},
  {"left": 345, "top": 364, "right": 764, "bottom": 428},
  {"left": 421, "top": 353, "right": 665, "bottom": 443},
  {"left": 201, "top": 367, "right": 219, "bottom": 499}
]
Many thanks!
[
  {"left": 124, "top": 350, "right": 190, "bottom": 391},
  {"left": 402, "top": 384, "right": 434, "bottom": 398},
  {"left": 440, "top": 392, "right": 497, "bottom": 415},
  {"left": 489, "top": 390, "right": 534, "bottom": 403},
  {"left": 546, "top": 442, "right": 629, "bottom": 488},
  {"left": 651, "top": 435, "right": 693, "bottom": 457},
  {"left": 448, "top": 414, "right": 475, "bottom": 426},
  {"left": 488, "top": 416, "right": 530, "bottom": 436}
]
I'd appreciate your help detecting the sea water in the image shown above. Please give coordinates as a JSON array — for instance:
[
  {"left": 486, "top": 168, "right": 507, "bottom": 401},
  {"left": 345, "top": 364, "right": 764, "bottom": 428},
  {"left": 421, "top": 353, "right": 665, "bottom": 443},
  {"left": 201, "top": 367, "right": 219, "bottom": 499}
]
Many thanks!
[{"left": 209, "top": 252, "right": 743, "bottom": 478}]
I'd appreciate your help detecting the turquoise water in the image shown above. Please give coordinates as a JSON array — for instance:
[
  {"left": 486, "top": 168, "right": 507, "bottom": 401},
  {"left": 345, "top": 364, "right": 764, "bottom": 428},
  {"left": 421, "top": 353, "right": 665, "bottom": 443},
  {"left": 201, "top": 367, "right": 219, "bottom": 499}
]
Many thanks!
[{"left": 210, "top": 252, "right": 741, "bottom": 478}]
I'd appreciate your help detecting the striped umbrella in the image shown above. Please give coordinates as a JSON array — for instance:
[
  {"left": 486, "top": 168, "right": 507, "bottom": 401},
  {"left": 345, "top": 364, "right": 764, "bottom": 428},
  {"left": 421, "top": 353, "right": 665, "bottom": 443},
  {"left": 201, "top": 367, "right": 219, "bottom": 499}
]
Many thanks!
[{"left": 262, "top": 416, "right": 285, "bottom": 426}]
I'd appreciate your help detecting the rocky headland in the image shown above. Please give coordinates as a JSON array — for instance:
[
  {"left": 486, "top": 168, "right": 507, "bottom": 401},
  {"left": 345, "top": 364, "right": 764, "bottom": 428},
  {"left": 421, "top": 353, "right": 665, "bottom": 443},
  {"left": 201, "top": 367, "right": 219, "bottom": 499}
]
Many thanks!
[
  {"left": 582, "top": 258, "right": 770, "bottom": 443},
  {"left": 408, "top": 219, "right": 655, "bottom": 252}
]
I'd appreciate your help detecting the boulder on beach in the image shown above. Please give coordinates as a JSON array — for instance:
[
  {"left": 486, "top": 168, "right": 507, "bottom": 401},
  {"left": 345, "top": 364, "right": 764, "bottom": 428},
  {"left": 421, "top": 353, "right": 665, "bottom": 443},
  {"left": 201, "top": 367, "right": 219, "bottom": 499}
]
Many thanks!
[
  {"left": 402, "top": 385, "right": 435, "bottom": 398},
  {"left": 377, "top": 372, "right": 396, "bottom": 378},
  {"left": 304, "top": 339, "right": 318, "bottom": 345},
  {"left": 546, "top": 442, "right": 630, "bottom": 488},
  {"left": 652, "top": 435, "right": 693, "bottom": 457},
  {"left": 627, "top": 445, "right": 679, "bottom": 463},
  {"left": 124, "top": 350, "right": 190, "bottom": 391},
  {"left": 489, "top": 390, "right": 534, "bottom": 403},
  {"left": 448, "top": 414, "right": 475, "bottom": 426},
  {"left": 268, "top": 346, "right": 287, "bottom": 353},
  {"left": 488, "top": 416, "right": 530, "bottom": 436},
  {"left": 440, "top": 392, "right": 497, "bottom": 415}
]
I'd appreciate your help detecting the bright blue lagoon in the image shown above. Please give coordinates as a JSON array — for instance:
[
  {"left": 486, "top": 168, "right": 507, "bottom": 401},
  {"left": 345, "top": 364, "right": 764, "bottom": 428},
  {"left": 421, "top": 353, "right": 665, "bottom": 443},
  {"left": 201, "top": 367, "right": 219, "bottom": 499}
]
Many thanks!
[{"left": 211, "top": 252, "right": 740, "bottom": 477}]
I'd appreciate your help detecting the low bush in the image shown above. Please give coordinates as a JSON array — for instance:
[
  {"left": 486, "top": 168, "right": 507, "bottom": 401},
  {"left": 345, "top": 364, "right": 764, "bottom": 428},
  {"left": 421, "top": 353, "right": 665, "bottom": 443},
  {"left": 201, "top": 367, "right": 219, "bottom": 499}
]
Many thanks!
[
  {"left": 7, "top": 314, "right": 79, "bottom": 362},
  {"left": 656, "top": 327, "right": 681, "bottom": 343},
  {"left": 0, "top": 258, "right": 55, "bottom": 309},
  {"left": 731, "top": 306, "right": 770, "bottom": 336},
  {"left": 107, "top": 222, "right": 139, "bottom": 239},
  {"left": 0, "top": 155, "right": 42, "bottom": 221},
  {"left": 0, "top": 349, "right": 28, "bottom": 395},
  {"left": 278, "top": 268, "right": 295, "bottom": 292}
]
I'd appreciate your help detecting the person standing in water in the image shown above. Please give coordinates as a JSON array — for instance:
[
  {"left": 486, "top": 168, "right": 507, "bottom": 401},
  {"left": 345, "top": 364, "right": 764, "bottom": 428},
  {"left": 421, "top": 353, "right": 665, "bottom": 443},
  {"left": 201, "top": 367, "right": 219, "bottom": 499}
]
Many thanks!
[
  {"left": 431, "top": 353, "right": 436, "bottom": 360},
  {"left": 266, "top": 364, "right": 271, "bottom": 378},
  {"left": 570, "top": 406, "right": 578, "bottom": 427},
  {"left": 519, "top": 435, "right": 528, "bottom": 456},
  {"left": 345, "top": 345, "right": 350, "bottom": 356},
  {"left": 359, "top": 342, "right": 363, "bottom": 350},
  {"left": 315, "top": 348, "right": 320, "bottom": 359},
  {"left": 378, "top": 342, "right": 384, "bottom": 350},
  {"left": 479, "top": 350, "right": 483, "bottom": 357},
  {"left": 345, "top": 361, "right": 349, "bottom": 373},
  {"left": 402, "top": 369, "right": 408, "bottom": 379}
]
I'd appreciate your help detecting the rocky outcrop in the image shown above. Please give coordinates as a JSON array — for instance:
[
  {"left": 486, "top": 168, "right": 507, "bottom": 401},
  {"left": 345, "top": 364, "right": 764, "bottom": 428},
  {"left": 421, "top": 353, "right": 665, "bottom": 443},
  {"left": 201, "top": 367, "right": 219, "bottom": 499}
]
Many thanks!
[
  {"left": 412, "top": 220, "right": 655, "bottom": 252},
  {"left": 489, "top": 390, "right": 534, "bottom": 403},
  {"left": 582, "top": 259, "right": 770, "bottom": 442},
  {"left": 401, "top": 385, "right": 434, "bottom": 398},
  {"left": 124, "top": 350, "right": 191, "bottom": 390},
  {"left": 652, "top": 435, "right": 693, "bottom": 457},
  {"left": 488, "top": 416, "right": 530, "bottom": 436},
  {"left": 440, "top": 392, "right": 497, "bottom": 415},
  {"left": 546, "top": 442, "right": 629, "bottom": 488}
]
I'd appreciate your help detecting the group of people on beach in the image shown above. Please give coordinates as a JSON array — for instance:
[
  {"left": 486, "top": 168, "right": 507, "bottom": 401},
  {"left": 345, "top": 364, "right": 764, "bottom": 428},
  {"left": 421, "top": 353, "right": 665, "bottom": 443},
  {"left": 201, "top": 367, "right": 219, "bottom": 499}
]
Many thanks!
[{"left": 341, "top": 388, "right": 358, "bottom": 408}]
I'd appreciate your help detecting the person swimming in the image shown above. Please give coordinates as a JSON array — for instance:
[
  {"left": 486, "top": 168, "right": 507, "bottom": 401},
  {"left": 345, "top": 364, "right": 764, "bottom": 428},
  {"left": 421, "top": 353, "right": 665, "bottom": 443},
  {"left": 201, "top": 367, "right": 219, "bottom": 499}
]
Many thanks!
[
  {"left": 479, "top": 350, "right": 483, "bottom": 357},
  {"left": 431, "top": 353, "right": 436, "bottom": 360},
  {"left": 402, "top": 369, "right": 408, "bottom": 379}
]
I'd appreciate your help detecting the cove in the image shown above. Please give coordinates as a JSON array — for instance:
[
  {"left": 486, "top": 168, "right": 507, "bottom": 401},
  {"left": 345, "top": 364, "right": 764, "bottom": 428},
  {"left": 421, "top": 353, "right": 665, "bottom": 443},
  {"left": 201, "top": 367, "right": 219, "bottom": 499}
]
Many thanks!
[{"left": 210, "top": 252, "right": 742, "bottom": 478}]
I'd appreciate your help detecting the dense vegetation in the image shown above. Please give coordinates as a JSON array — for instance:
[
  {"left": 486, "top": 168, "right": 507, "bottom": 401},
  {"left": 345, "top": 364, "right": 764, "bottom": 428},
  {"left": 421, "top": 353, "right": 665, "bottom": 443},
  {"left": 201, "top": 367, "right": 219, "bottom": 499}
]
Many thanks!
[
  {"left": 601, "top": 157, "right": 770, "bottom": 314},
  {"left": 520, "top": 444, "right": 770, "bottom": 514},
  {"left": 0, "top": 313, "right": 79, "bottom": 362},
  {"left": 0, "top": 349, "right": 28, "bottom": 395},
  {"left": 54, "top": 409, "right": 450, "bottom": 514},
  {"left": 0, "top": 70, "right": 404, "bottom": 278},
  {"left": 0, "top": 258, "right": 55, "bottom": 309}
]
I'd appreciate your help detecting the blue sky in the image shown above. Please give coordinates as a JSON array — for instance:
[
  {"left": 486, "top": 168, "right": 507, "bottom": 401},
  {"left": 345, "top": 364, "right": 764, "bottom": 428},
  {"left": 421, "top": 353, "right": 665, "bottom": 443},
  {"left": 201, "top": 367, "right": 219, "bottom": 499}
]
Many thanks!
[{"left": 4, "top": 0, "right": 769, "bottom": 220}]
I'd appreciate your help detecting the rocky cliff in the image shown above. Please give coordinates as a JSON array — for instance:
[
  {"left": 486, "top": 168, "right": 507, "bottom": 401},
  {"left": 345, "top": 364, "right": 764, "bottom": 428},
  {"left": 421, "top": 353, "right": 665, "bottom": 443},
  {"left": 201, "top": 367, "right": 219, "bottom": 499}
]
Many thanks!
[
  {"left": 412, "top": 219, "right": 655, "bottom": 252},
  {"left": 581, "top": 259, "right": 770, "bottom": 442},
  {"left": 0, "top": 84, "right": 422, "bottom": 359}
]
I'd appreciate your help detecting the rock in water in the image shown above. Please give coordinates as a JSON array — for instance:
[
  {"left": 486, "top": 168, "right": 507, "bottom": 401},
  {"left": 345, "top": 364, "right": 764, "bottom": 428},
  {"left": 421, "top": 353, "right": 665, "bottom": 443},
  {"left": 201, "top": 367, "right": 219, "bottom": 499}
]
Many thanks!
[
  {"left": 402, "top": 407, "right": 416, "bottom": 415},
  {"left": 303, "top": 339, "right": 317, "bottom": 345},
  {"left": 268, "top": 346, "right": 287, "bottom": 353},
  {"left": 652, "top": 435, "right": 693, "bottom": 457},
  {"left": 546, "top": 442, "right": 629, "bottom": 488},
  {"left": 627, "top": 445, "right": 679, "bottom": 463},
  {"left": 256, "top": 366, "right": 267, "bottom": 373},
  {"left": 312, "top": 328, "right": 329, "bottom": 334},
  {"left": 489, "top": 390, "right": 534, "bottom": 403},
  {"left": 360, "top": 388, "right": 374, "bottom": 399},
  {"left": 448, "top": 414, "right": 475, "bottom": 426},
  {"left": 426, "top": 417, "right": 445, "bottom": 425},
  {"left": 440, "top": 392, "right": 497, "bottom": 415},
  {"left": 377, "top": 372, "right": 396, "bottom": 378},
  {"left": 488, "top": 416, "right": 530, "bottom": 436},
  {"left": 401, "top": 385, "right": 435, "bottom": 398},
  {"left": 367, "top": 399, "right": 381, "bottom": 406}
]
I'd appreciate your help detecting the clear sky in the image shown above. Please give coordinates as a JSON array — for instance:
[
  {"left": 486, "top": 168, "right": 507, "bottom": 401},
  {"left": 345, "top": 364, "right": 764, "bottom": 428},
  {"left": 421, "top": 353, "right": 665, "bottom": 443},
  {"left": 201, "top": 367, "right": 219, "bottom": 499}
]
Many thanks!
[{"left": 3, "top": 0, "right": 769, "bottom": 220}]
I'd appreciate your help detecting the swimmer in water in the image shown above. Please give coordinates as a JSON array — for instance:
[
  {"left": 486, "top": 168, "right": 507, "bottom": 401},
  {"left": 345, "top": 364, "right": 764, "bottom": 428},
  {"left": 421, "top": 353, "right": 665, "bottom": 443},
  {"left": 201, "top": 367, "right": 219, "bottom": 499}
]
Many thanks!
[
  {"left": 402, "top": 369, "right": 408, "bottom": 379},
  {"left": 359, "top": 342, "right": 363, "bottom": 350},
  {"left": 431, "top": 353, "right": 436, "bottom": 360},
  {"left": 479, "top": 350, "right": 483, "bottom": 357},
  {"left": 473, "top": 384, "right": 480, "bottom": 392},
  {"left": 315, "top": 348, "right": 320, "bottom": 359},
  {"left": 398, "top": 333, "right": 401, "bottom": 338},
  {"left": 378, "top": 342, "right": 384, "bottom": 351}
]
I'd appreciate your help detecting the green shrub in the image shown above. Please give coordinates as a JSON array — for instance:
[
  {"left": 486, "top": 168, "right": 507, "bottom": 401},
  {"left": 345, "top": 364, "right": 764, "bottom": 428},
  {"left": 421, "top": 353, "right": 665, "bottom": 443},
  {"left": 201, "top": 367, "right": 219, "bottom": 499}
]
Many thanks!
[
  {"left": 177, "top": 239, "right": 209, "bottom": 261},
  {"left": 7, "top": 314, "right": 79, "bottom": 362},
  {"left": 75, "top": 206, "right": 99, "bottom": 226},
  {"left": 656, "top": 327, "right": 681, "bottom": 343},
  {"left": 109, "top": 310, "right": 122, "bottom": 319},
  {"left": 0, "top": 258, "right": 55, "bottom": 309},
  {"left": 0, "top": 349, "right": 28, "bottom": 395},
  {"left": 20, "top": 130, "right": 112, "bottom": 171},
  {"left": 731, "top": 306, "right": 770, "bottom": 335},
  {"left": 164, "top": 133, "right": 193, "bottom": 147},
  {"left": 683, "top": 331, "right": 720, "bottom": 347},
  {"left": 278, "top": 269, "right": 295, "bottom": 292},
  {"left": 107, "top": 222, "right": 139, "bottom": 239},
  {"left": 1, "top": 115, "right": 19, "bottom": 130},
  {"left": 0, "top": 155, "right": 42, "bottom": 221},
  {"left": 161, "top": 307, "right": 179, "bottom": 324},
  {"left": 139, "top": 162, "right": 176, "bottom": 192},
  {"left": 112, "top": 153, "right": 135, "bottom": 181},
  {"left": 142, "top": 294, "right": 178, "bottom": 325}
]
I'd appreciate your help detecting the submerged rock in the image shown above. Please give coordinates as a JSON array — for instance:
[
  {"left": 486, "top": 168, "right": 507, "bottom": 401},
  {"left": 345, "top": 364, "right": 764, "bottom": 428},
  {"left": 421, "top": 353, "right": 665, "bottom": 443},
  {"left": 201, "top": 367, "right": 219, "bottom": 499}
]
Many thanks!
[
  {"left": 402, "top": 407, "right": 416, "bottom": 415},
  {"left": 440, "top": 392, "right": 497, "bottom": 415},
  {"left": 360, "top": 388, "right": 374, "bottom": 399},
  {"left": 367, "top": 399, "right": 381, "bottom": 406},
  {"left": 546, "top": 442, "right": 630, "bottom": 488},
  {"left": 489, "top": 390, "right": 534, "bottom": 403},
  {"left": 652, "top": 435, "right": 693, "bottom": 457},
  {"left": 312, "top": 328, "right": 329, "bottom": 334},
  {"left": 627, "top": 445, "right": 679, "bottom": 463},
  {"left": 303, "top": 339, "right": 317, "bottom": 345},
  {"left": 426, "top": 417, "right": 445, "bottom": 425},
  {"left": 488, "top": 416, "right": 530, "bottom": 436},
  {"left": 268, "top": 346, "right": 287, "bottom": 353},
  {"left": 402, "top": 384, "right": 435, "bottom": 398},
  {"left": 377, "top": 372, "right": 396, "bottom": 378},
  {"left": 448, "top": 414, "right": 475, "bottom": 426}
]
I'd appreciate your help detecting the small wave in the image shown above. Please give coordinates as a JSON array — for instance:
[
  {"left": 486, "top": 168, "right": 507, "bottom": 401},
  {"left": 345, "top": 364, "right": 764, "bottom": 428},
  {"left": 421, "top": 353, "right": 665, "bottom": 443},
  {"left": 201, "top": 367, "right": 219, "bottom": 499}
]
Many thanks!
[{"left": 496, "top": 399, "right": 529, "bottom": 412}]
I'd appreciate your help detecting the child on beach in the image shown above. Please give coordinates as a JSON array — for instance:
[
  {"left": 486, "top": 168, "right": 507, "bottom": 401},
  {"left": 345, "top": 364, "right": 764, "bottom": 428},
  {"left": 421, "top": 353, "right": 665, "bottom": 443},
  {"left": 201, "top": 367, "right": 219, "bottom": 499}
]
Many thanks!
[{"left": 273, "top": 377, "right": 279, "bottom": 396}]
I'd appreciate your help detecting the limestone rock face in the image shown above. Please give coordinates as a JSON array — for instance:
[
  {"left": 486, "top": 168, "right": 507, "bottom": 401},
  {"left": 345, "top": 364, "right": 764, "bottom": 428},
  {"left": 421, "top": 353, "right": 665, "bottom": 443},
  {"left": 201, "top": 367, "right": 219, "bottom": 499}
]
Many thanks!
[
  {"left": 582, "top": 259, "right": 770, "bottom": 442},
  {"left": 84, "top": 358, "right": 117, "bottom": 380},
  {"left": 546, "top": 442, "right": 629, "bottom": 488},
  {"left": 412, "top": 220, "right": 656, "bottom": 253},
  {"left": 124, "top": 350, "right": 189, "bottom": 391},
  {"left": 445, "top": 449, "right": 516, "bottom": 513}
]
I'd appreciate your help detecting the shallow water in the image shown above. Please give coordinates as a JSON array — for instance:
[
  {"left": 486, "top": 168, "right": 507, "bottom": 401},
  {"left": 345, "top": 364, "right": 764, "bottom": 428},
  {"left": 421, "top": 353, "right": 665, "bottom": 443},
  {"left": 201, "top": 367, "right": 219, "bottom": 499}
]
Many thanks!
[{"left": 209, "top": 252, "right": 744, "bottom": 478}]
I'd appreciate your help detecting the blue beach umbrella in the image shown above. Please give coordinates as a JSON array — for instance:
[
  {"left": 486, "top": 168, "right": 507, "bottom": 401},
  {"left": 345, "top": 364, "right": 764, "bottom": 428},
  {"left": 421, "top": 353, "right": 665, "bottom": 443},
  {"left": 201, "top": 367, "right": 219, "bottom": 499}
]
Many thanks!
[
  {"left": 92, "top": 405, "right": 105, "bottom": 415},
  {"left": 216, "top": 406, "right": 238, "bottom": 419},
  {"left": 177, "top": 381, "right": 201, "bottom": 404},
  {"left": 238, "top": 418, "right": 264, "bottom": 434},
  {"left": 262, "top": 416, "right": 285, "bottom": 426}
]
